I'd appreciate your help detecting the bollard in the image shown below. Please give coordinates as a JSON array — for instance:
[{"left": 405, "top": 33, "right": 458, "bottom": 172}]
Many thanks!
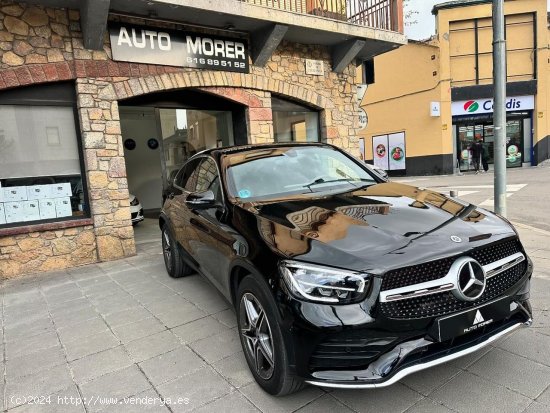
[{"left": 450, "top": 190, "right": 458, "bottom": 198}]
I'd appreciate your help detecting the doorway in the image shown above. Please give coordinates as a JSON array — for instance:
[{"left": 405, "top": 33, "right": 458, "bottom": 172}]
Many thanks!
[
  {"left": 454, "top": 114, "right": 530, "bottom": 171},
  {"left": 119, "top": 89, "right": 246, "bottom": 215}
]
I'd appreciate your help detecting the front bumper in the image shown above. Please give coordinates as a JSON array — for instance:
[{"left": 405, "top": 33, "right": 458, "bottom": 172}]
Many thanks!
[
  {"left": 131, "top": 207, "right": 144, "bottom": 223},
  {"left": 280, "top": 258, "right": 533, "bottom": 389}
]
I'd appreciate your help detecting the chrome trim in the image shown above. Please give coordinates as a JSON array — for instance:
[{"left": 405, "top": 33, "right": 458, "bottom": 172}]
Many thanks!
[
  {"left": 485, "top": 252, "right": 525, "bottom": 278},
  {"left": 380, "top": 252, "right": 525, "bottom": 303},
  {"left": 306, "top": 321, "right": 527, "bottom": 389}
]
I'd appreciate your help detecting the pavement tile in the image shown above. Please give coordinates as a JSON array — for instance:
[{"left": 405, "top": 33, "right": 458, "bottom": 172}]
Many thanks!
[
  {"left": 79, "top": 365, "right": 152, "bottom": 412},
  {"left": 4, "top": 290, "right": 43, "bottom": 307},
  {"left": 212, "top": 351, "right": 254, "bottom": 388},
  {"left": 82, "top": 281, "right": 124, "bottom": 298},
  {"left": 103, "top": 307, "right": 152, "bottom": 328},
  {"left": 124, "top": 330, "right": 181, "bottom": 363},
  {"left": 139, "top": 346, "right": 205, "bottom": 386},
  {"left": 401, "top": 362, "right": 462, "bottom": 396},
  {"left": 9, "top": 385, "right": 85, "bottom": 413},
  {"left": 51, "top": 305, "right": 99, "bottom": 328},
  {"left": 70, "top": 346, "right": 133, "bottom": 384},
  {"left": 6, "top": 345, "right": 66, "bottom": 378},
  {"left": 4, "top": 316, "right": 54, "bottom": 341},
  {"left": 332, "top": 383, "right": 422, "bottom": 413},
  {"left": 497, "top": 328, "right": 550, "bottom": 367},
  {"left": 404, "top": 398, "right": 454, "bottom": 413},
  {"left": 133, "top": 287, "right": 177, "bottom": 305},
  {"left": 523, "top": 401, "right": 550, "bottom": 413},
  {"left": 5, "top": 363, "right": 74, "bottom": 410},
  {"left": 171, "top": 315, "right": 229, "bottom": 344},
  {"left": 142, "top": 296, "right": 193, "bottom": 315},
  {"left": 98, "top": 389, "right": 171, "bottom": 412},
  {"left": 42, "top": 282, "right": 80, "bottom": 297},
  {"left": 112, "top": 317, "right": 166, "bottom": 343},
  {"left": 294, "top": 393, "right": 353, "bottom": 413},
  {"left": 193, "top": 391, "right": 259, "bottom": 413},
  {"left": 240, "top": 382, "right": 324, "bottom": 413},
  {"left": 45, "top": 288, "right": 85, "bottom": 305},
  {"left": 6, "top": 330, "right": 60, "bottom": 359},
  {"left": 57, "top": 317, "right": 110, "bottom": 344},
  {"left": 430, "top": 371, "right": 531, "bottom": 413},
  {"left": 536, "top": 384, "right": 550, "bottom": 406},
  {"left": 156, "top": 366, "right": 232, "bottom": 413},
  {"left": 188, "top": 328, "right": 242, "bottom": 364},
  {"left": 64, "top": 330, "right": 120, "bottom": 361},
  {"left": 92, "top": 295, "right": 140, "bottom": 315},
  {"left": 49, "top": 296, "right": 93, "bottom": 314},
  {"left": 154, "top": 304, "right": 207, "bottom": 328},
  {"left": 467, "top": 347, "right": 550, "bottom": 398},
  {"left": 77, "top": 274, "right": 112, "bottom": 288},
  {"left": 183, "top": 289, "right": 230, "bottom": 315},
  {"left": 212, "top": 308, "right": 238, "bottom": 328}
]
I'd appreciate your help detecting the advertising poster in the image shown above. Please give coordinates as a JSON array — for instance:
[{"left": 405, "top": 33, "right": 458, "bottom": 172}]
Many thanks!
[
  {"left": 372, "top": 134, "right": 389, "bottom": 170},
  {"left": 359, "top": 137, "right": 365, "bottom": 161},
  {"left": 388, "top": 132, "right": 406, "bottom": 170}
]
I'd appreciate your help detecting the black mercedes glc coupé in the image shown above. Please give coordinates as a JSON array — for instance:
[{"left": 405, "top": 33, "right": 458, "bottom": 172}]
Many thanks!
[{"left": 159, "top": 143, "right": 533, "bottom": 395}]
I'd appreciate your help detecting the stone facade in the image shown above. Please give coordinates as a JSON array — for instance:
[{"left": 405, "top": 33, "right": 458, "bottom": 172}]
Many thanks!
[
  {"left": 0, "top": 1, "right": 362, "bottom": 278},
  {"left": 0, "top": 224, "right": 96, "bottom": 277}
]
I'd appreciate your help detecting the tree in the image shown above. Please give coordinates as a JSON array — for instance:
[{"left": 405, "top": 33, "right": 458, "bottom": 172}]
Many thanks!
[{"left": 403, "top": 0, "right": 419, "bottom": 27}]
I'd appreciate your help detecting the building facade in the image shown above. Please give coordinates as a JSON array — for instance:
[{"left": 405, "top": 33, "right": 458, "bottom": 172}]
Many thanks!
[
  {"left": 0, "top": 0, "right": 405, "bottom": 277},
  {"left": 360, "top": 0, "right": 549, "bottom": 176}
]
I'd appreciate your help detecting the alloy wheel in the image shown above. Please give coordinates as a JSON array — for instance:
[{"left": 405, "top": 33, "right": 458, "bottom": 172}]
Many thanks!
[{"left": 240, "top": 292, "right": 275, "bottom": 380}]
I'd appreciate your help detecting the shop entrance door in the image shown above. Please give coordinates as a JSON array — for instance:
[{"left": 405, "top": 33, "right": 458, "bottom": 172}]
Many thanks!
[{"left": 455, "top": 118, "right": 525, "bottom": 171}]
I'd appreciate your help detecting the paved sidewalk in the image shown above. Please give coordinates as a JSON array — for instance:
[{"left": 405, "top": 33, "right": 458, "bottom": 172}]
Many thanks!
[{"left": 1, "top": 222, "right": 549, "bottom": 412}]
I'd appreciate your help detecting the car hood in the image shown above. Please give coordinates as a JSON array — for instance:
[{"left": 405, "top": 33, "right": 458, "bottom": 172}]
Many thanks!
[{"left": 242, "top": 182, "right": 516, "bottom": 273}]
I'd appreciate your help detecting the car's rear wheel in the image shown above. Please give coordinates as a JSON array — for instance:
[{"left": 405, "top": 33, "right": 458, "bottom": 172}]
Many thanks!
[
  {"left": 237, "top": 275, "right": 304, "bottom": 396},
  {"left": 161, "top": 226, "right": 193, "bottom": 278}
]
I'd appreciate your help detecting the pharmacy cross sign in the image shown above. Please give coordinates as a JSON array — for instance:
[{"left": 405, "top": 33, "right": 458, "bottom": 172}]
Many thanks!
[{"left": 109, "top": 24, "right": 249, "bottom": 73}]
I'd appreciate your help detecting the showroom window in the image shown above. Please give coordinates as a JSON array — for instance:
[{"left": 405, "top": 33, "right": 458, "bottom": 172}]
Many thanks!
[
  {"left": 272, "top": 96, "right": 320, "bottom": 143},
  {"left": 0, "top": 83, "right": 89, "bottom": 227}
]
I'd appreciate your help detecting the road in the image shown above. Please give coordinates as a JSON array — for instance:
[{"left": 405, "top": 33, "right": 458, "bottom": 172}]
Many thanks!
[{"left": 393, "top": 163, "right": 550, "bottom": 232}]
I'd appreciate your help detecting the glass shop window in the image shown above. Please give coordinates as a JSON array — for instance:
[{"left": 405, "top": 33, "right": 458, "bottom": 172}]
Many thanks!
[
  {"left": 0, "top": 104, "right": 88, "bottom": 227},
  {"left": 272, "top": 96, "right": 320, "bottom": 143}
]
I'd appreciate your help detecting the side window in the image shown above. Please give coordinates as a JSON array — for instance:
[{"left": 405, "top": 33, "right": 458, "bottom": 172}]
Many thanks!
[
  {"left": 175, "top": 158, "right": 201, "bottom": 191},
  {"left": 194, "top": 158, "right": 222, "bottom": 200}
]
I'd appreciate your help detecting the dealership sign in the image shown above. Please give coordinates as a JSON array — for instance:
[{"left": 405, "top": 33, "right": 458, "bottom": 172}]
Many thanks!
[
  {"left": 109, "top": 24, "right": 249, "bottom": 73},
  {"left": 451, "top": 95, "right": 534, "bottom": 116}
]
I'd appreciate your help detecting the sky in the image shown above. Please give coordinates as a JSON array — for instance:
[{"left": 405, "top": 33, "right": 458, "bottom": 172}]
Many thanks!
[{"left": 404, "top": 0, "right": 550, "bottom": 41}]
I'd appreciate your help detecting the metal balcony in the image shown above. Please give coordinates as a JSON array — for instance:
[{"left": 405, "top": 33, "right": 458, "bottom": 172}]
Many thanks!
[{"left": 241, "top": 0, "right": 403, "bottom": 32}]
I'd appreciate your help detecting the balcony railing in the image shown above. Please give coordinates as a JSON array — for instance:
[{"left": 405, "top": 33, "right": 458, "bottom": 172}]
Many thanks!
[{"left": 241, "top": 0, "right": 403, "bottom": 32}]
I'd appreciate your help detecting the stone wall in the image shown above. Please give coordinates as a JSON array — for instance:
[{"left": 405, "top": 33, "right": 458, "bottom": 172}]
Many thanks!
[
  {"left": 0, "top": 224, "right": 96, "bottom": 277},
  {"left": 0, "top": 0, "right": 362, "bottom": 277}
]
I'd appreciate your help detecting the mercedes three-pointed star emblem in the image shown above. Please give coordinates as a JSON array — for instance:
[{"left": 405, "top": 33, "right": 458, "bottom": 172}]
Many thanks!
[{"left": 451, "top": 257, "right": 486, "bottom": 302}]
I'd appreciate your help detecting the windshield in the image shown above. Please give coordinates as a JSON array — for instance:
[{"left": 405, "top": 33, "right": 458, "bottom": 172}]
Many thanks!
[{"left": 225, "top": 146, "right": 377, "bottom": 202}]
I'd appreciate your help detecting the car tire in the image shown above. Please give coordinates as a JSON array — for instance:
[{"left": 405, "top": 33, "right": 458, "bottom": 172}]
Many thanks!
[
  {"left": 161, "top": 225, "right": 193, "bottom": 278},
  {"left": 236, "top": 275, "right": 304, "bottom": 396}
]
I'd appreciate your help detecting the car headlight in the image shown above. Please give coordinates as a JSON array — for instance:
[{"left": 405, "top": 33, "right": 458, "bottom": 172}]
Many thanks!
[
  {"left": 279, "top": 260, "right": 370, "bottom": 304},
  {"left": 130, "top": 197, "right": 139, "bottom": 206}
]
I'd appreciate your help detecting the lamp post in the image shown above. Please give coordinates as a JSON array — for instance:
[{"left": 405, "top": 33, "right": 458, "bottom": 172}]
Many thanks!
[{"left": 493, "top": 0, "right": 507, "bottom": 216}]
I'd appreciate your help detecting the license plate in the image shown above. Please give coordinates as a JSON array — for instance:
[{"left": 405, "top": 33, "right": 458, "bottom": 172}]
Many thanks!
[{"left": 435, "top": 297, "right": 512, "bottom": 342}]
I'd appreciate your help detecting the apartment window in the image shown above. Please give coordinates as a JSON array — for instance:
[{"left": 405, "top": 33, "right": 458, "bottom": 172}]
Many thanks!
[
  {"left": 362, "top": 59, "right": 375, "bottom": 85},
  {"left": 448, "top": 13, "right": 535, "bottom": 87},
  {"left": 0, "top": 83, "right": 89, "bottom": 227},
  {"left": 272, "top": 96, "right": 320, "bottom": 143}
]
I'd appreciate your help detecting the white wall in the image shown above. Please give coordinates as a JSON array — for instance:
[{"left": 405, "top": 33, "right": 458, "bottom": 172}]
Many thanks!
[{"left": 120, "top": 107, "right": 163, "bottom": 210}]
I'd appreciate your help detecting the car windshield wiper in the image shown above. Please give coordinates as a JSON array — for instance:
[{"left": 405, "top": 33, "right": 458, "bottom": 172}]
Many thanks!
[{"left": 302, "top": 178, "right": 373, "bottom": 192}]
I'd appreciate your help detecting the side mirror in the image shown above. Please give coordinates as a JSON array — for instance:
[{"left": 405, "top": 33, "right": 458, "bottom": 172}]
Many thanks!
[{"left": 185, "top": 190, "right": 216, "bottom": 210}]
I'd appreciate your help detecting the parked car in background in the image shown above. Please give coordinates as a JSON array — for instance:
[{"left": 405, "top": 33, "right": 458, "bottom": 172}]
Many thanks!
[
  {"left": 159, "top": 143, "right": 532, "bottom": 396},
  {"left": 129, "top": 194, "right": 144, "bottom": 225}
]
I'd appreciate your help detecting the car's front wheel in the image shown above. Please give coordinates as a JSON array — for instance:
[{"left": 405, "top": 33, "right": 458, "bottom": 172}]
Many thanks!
[
  {"left": 161, "top": 226, "right": 193, "bottom": 278},
  {"left": 237, "top": 275, "right": 304, "bottom": 396}
]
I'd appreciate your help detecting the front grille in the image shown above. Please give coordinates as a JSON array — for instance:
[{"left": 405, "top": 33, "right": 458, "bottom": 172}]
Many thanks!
[
  {"left": 379, "top": 260, "right": 527, "bottom": 319},
  {"left": 381, "top": 238, "right": 522, "bottom": 291},
  {"left": 131, "top": 212, "right": 138, "bottom": 219}
]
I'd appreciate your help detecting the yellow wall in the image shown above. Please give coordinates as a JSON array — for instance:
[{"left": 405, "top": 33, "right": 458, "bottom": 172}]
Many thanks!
[
  {"left": 361, "top": 0, "right": 549, "bottom": 170},
  {"left": 360, "top": 41, "right": 451, "bottom": 161},
  {"left": 437, "top": 0, "right": 548, "bottom": 148}
]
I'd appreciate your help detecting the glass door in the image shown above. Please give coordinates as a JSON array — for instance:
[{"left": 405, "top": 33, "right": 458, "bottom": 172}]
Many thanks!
[{"left": 157, "top": 108, "right": 234, "bottom": 187}]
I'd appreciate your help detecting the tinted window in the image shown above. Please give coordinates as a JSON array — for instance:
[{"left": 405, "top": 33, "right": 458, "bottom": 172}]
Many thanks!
[
  {"left": 195, "top": 158, "right": 222, "bottom": 201},
  {"left": 175, "top": 158, "right": 202, "bottom": 191}
]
